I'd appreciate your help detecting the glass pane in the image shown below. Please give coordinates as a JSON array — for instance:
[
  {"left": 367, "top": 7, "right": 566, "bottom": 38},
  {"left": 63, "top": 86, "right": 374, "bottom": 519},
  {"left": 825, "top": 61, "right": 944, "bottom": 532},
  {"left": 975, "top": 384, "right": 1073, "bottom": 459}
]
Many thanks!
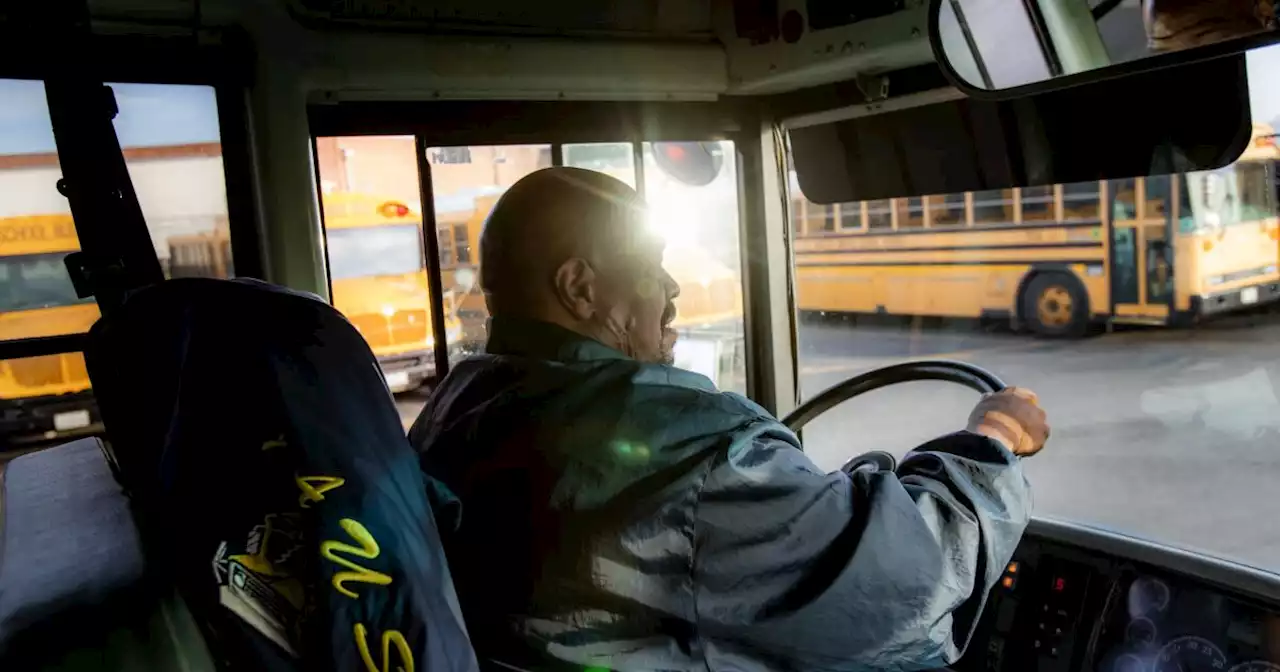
[
  {"left": 930, "top": 193, "right": 966, "bottom": 227},
  {"left": 315, "top": 135, "right": 448, "bottom": 407},
  {"left": 642, "top": 141, "right": 746, "bottom": 395},
  {"left": 111, "top": 83, "right": 232, "bottom": 281},
  {"left": 972, "top": 189, "right": 1014, "bottom": 224},
  {"left": 867, "top": 199, "right": 893, "bottom": 230},
  {"left": 564, "top": 142, "right": 636, "bottom": 188},
  {"left": 838, "top": 202, "right": 862, "bottom": 230},
  {"left": 0, "top": 80, "right": 230, "bottom": 342},
  {"left": 1111, "top": 178, "right": 1138, "bottom": 220},
  {"left": 1238, "top": 161, "right": 1276, "bottom": 222},
  {"left": 1061, "top": 181, "right": 1101, "bottom": 220},
  {"left": 427, "top": 143, "right": 553, "bottom": 368},
  {"left": 1019, "top": 186, "right": 1055, "bottom": 222},
  {"left": 895, "top": 197, "right": 925, "bottom": 229},
  {"left": 787, "top": 43, "right": 1280, "bottom": 575},
  {"left": 809, "top": 203, "right": 836, "bottom": 232}
]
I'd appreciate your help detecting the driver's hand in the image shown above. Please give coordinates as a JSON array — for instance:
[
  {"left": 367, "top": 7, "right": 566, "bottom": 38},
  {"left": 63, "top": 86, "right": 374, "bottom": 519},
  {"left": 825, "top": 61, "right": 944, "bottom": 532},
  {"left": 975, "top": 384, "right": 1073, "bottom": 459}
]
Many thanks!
[{"left": 966, "top": 387, "right": 1049, "bottom": 457}]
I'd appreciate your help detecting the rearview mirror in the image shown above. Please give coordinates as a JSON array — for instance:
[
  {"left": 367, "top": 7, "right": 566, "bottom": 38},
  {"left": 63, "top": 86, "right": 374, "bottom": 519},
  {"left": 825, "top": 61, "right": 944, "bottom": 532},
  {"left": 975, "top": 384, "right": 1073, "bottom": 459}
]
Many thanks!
[{"left": 930, "top": 0, "right": 1278, "bottom": 94}]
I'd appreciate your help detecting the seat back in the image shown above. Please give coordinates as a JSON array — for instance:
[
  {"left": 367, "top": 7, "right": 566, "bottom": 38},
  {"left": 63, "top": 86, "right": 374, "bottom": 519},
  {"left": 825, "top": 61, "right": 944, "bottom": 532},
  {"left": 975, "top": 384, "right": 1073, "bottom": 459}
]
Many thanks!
[{"left": 80, "top": 278, "right": 477, "bottom": 671}]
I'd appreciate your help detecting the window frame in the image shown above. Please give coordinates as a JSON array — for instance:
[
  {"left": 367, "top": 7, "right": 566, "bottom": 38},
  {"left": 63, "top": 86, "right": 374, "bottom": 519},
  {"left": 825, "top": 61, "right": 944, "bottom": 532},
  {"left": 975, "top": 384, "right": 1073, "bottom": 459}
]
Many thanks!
[
  {"left": 309, "top": 100, "right": 782, "bottom": 410},
  {"left": 0, "top": 37, "right": 261, "bottom": 366}
]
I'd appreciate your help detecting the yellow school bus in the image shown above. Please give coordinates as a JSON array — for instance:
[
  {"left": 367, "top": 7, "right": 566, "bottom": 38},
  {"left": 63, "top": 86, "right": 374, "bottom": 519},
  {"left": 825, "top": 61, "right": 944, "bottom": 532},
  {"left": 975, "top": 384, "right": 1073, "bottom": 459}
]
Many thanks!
[
  {"left": 794, "top": 123, "right": 1280, "bottom": 337},
  {"left": 319, "top": 193, "right": 463, "bottom": 392},
  {"left": 0, "top": 215, "right": 102, "bottom": 444}
]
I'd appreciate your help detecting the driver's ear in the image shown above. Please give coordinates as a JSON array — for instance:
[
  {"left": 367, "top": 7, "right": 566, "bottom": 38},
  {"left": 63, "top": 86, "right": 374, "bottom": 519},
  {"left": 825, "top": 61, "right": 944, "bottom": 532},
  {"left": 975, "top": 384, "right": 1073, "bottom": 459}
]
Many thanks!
[{"left": 553, "top": 257, "right": 597, "bottom": 320}]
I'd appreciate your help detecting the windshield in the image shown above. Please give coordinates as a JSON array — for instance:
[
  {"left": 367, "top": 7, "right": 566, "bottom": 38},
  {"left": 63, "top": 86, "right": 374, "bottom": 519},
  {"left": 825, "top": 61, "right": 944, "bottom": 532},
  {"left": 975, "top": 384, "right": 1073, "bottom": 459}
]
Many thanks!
[
  {"left": 789, "top": 43, "right": 1280, "bottom": 572},
  {"left": 327, "top": 224, "right": 424, "bottom": 280},
  {"left": 0, "top": 253, "right": 92, "bottom": 312}
]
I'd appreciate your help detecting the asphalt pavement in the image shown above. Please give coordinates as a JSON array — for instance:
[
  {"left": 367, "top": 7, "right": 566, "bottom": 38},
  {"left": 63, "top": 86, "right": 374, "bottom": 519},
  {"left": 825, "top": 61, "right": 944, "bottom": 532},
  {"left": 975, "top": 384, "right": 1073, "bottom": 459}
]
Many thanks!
[{"left": 397, "top": 310, "right": 1280, "bottom": 574}]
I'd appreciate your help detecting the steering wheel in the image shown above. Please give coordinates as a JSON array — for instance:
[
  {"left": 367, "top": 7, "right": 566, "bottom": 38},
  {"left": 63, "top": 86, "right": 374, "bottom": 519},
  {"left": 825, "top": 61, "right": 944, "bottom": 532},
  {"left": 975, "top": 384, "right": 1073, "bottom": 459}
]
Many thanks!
[{"left": 780, "top": 360, "right": 1006, "bottom": 473}]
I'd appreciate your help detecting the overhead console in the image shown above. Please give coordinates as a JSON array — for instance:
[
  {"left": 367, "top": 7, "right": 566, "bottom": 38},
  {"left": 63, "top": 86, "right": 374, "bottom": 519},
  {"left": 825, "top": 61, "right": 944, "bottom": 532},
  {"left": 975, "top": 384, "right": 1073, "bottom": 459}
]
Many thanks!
[
  {"left": 954, "top": 520, "right": 1280, "bottom": 672},
  {"left": 714, "top": 0, "right": 934, "bottom": 95}
]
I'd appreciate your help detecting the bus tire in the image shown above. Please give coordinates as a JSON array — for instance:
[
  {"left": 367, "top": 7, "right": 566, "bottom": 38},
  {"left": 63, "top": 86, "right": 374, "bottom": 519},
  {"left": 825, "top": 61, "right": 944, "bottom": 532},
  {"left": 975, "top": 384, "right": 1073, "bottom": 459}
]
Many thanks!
[{"left": 1022, "top": 272, "right": 1089, "bottom": 338}]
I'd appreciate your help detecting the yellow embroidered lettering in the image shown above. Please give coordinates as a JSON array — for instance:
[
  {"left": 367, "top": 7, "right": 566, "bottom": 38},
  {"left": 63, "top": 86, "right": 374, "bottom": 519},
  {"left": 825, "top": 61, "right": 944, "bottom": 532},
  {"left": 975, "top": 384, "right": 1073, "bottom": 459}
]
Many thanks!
[
  {"left": 321, "top": 518, "right": 392, "bottom": 599},
  {"left": 354, "top": 623, "right": 414, "bottom": 672},
  {"left": 261, "top": 434, "right": 287, "bottom": 451},
  {"left": 296, "top": 475, "right": 346, "bottom": 508}
]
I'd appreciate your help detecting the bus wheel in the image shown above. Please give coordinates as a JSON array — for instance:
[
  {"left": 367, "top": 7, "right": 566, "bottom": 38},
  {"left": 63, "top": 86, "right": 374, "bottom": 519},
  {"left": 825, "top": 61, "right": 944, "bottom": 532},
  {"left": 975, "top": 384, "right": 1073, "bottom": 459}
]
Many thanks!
[{"left": 1023, "top": 273, "right": 1088, "bottom": 338}]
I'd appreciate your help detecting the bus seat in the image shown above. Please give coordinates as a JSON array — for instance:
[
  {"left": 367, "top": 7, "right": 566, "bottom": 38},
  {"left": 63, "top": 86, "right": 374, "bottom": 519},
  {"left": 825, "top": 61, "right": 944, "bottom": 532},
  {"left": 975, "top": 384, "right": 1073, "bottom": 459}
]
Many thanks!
[
  {"left": 81, "top": 277, "right": 477, "bottom": 671},
  {"left": 0, "top": 436, "right": 216, "bottom": 670}
]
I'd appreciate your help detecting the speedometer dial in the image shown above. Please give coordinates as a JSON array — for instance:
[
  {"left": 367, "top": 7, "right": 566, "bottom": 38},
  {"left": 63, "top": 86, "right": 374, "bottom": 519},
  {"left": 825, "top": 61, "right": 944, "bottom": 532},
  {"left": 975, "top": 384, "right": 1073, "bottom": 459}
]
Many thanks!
[
  {"left": 1229, "top": 664, "right": 1280, "bottom": 672},
  {"left": 1153, "top": 636, "right": 1227, "bottom": 672}
]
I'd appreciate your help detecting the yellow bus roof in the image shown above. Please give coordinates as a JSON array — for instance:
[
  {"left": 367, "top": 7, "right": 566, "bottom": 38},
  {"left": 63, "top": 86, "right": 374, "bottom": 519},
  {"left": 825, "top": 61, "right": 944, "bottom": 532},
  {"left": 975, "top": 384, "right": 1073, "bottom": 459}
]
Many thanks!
[{"left": 0, "top": 214, "right": 80, "bottom": 257}]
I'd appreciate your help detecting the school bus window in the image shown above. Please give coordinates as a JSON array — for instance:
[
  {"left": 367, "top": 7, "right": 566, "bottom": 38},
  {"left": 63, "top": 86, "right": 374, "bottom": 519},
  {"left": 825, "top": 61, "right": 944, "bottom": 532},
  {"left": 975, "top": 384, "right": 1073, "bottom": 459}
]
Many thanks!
[
  {"left": 838, "top": 202, "right": 862, "bottom": 230},
  {"left": 810, "top": 203, "right": 836, "bottom": 232},
  {"left": 867, "top": 199, "right": 893, "bottom": 230},
  {"left": 931, "top": 193, "right": 966, "bottom": 227},
  {"left": 1177, "top": 174, "right": 1196, "bottom": 232},
  {"left": 896, "top": 197, "right": 926, "bottom": 229},
  {"left": 564, "top": 143, "right": 636, "bottom": 187},
  {"left": 1019, "top": 186, "right": 1055, "bottom": 222},
  {"left": 1062, "top": 181, "right": 1101, "bottom": 219},
  {"left": 0, "top": 252, "right": 92, "bottom": 314},
  {"left": 327, "top": 225, "right": 424, "bottom": 280},
  {"left": 972, "top": 189, "right": 1013, "bottom": 223},
  {"left": 1239, "top": 162, "right": 1276, "bottom": 221},
  {"left": 1112, "top": 178, "right": 1138, "bottom": 220},
  {"left": 1145, "top": 175, "right": 1172, "bottom": 219},
  {"left": 453, "top": 225, "right": 471, "bottom": 264}
]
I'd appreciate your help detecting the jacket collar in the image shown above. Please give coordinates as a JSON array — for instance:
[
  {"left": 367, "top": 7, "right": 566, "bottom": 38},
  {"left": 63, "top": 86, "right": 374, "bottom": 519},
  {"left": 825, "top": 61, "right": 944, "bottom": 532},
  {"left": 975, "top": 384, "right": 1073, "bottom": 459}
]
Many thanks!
[{"left": 485, "top": 316, "right": 631, "bottom": 364}]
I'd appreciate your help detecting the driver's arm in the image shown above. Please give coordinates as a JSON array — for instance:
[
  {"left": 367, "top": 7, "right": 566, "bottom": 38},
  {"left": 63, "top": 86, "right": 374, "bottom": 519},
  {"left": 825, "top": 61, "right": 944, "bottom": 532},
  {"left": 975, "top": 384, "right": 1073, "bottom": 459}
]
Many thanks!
[{"left": 693, "top": 394, "right": 1040, "bottom": 671}]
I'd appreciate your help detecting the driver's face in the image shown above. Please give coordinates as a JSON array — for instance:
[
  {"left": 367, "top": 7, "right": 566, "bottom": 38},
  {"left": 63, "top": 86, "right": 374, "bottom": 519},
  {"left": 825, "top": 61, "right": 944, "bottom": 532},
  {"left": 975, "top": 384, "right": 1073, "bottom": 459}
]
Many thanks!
[{"left": 590, "top": 219, "right": 681, "bottom": 365}]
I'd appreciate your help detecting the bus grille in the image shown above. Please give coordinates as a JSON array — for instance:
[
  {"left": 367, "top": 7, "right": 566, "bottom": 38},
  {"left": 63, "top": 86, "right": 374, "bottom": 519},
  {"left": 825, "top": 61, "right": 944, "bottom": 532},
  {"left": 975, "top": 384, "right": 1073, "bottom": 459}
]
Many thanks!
[
  {"left": 7, "top": 354, "right": 89, "bottom": 388},
  {"left": 348, "top": 310, "right": 431, "bottom": 349},
  {"left": 349, "top": 314, "right": 391, "bottom": 348}
]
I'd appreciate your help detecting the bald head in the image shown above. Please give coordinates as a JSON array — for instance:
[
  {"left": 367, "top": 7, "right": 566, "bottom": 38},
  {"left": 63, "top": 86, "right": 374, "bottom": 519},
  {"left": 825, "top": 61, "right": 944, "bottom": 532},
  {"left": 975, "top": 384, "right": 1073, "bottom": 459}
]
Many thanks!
[{"left": 479, "top": 166, "right": 680, "bottom": 363}]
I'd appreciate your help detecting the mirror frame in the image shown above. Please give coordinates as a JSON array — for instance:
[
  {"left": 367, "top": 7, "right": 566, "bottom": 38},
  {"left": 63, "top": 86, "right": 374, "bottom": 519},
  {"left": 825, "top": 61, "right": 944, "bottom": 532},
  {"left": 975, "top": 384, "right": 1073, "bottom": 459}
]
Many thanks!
[{"left": 927, "top": 0, "right": 1280, "bottom": 100}]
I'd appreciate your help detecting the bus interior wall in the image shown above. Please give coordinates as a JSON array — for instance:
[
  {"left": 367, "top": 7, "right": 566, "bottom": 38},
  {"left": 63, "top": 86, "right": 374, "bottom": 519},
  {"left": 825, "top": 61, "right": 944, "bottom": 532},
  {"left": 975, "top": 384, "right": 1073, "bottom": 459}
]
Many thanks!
[{"left": 790, "top": 55, "right": 1253, "bottom": 204}]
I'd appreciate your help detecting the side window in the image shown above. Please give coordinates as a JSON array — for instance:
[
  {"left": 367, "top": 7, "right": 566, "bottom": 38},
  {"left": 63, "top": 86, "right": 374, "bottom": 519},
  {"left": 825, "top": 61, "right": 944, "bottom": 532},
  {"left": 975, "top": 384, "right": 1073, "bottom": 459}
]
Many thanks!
[
  {"left": 1111, "top": 178, "right": 1138, "bottom": 220},
  {"left": 1145, "top": 175, "right": 1172, "bottom": 219},
  {"left": 564, "top": 142, "right": 636, "bottom": 187},
  {"left": 895, "top": 197, "right": 926, "bottom": 229},
  {"left": 1238, "top": 161, "right": 1276, "bottom": 222},
  {"left": 971, "top": 189, "right": 1014, "bottom": 224},
  {"left": 1062, "top": 181, "right": 1101, "bottom": 220},
  {"left": 809, "top": 203, "right": 836, "bottom": 233},
  {"left": 0, "top": 78, "right": 231, "bottom": 444},
  {"left": 930, "top": 193, "right": 966, "bottom": 227},
  {"left": 838, "top": 202, "right": 862, "bottom": 230},
  {"left": 866, "top": 199, "right": 893, "bottom": 230},
  {"left": 1019, "top": 186, "right": 1055, "bottom": 222}
]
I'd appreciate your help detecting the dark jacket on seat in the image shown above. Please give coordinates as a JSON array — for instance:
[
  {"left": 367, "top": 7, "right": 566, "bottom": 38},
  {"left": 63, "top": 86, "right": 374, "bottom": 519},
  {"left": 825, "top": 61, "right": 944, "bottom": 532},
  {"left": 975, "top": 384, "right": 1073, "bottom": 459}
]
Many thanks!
[{"left": 410, "top": 316, "right": 1031, "bottom": 672}]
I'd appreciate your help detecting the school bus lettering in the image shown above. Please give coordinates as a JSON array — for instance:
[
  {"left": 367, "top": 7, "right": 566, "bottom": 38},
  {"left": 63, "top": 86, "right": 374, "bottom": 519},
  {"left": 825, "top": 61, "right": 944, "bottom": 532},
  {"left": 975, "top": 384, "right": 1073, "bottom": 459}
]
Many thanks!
[
  {"left": 321, "top": 518, "right": 392, "bottom": 599},
  {"left": 296, "top": 475, "right": 346, "bottom": 508},
  {"left": 0, "top": 220, "right": 76, "bottom": 246},
  {"left": 354, "top": 623, "right": 414, "bottom": 672}
]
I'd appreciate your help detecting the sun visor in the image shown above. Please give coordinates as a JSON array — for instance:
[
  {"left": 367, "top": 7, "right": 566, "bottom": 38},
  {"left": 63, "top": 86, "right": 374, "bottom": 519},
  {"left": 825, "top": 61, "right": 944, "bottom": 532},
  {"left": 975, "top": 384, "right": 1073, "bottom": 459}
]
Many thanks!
[{"left": 789, "top": 54, "right": 1252, "bottom": 204}]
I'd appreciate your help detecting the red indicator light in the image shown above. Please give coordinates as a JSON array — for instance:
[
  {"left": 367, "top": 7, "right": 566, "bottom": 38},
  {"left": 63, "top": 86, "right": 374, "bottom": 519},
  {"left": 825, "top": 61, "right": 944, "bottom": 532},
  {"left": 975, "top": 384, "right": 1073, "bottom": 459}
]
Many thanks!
[{"left": 1053, "top": 577, "right": 1066, "bottom": 592}]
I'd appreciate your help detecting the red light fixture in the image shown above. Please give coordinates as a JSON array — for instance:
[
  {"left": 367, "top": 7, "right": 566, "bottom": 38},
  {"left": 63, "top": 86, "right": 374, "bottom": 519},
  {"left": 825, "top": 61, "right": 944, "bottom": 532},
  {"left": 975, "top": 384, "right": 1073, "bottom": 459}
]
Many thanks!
[{"left": 378, "top": 201, "right": 410, "bottom": 218}]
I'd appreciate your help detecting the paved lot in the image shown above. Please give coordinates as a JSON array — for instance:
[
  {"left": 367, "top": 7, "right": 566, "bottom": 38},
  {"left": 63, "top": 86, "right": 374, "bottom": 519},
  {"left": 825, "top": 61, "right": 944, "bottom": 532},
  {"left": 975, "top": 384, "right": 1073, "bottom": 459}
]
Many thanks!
[{"left": 397, "top": 310, "right": 1280, "bottom": 573}]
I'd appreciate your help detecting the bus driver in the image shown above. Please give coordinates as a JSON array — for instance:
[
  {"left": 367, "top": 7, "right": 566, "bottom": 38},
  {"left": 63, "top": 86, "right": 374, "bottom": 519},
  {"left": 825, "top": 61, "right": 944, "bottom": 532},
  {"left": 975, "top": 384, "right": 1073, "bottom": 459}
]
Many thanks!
[{"left": 410, "top": 167, "right": 1050, "bottom": 671}]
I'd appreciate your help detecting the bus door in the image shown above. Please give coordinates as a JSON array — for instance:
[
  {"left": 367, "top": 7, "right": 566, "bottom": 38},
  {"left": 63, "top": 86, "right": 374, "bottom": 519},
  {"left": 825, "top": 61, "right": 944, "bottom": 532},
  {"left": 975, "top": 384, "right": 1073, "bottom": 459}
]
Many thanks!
[{"left": 1108, "top": 176, "right": 1175, "bottom": 323}]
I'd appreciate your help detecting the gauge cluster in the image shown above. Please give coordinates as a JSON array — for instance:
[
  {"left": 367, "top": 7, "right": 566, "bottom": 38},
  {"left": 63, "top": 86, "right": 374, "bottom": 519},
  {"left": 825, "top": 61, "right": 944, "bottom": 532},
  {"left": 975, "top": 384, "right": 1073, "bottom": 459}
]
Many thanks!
[{"left": 1097, "top": 573, "right": 1280, "bottom": 672}]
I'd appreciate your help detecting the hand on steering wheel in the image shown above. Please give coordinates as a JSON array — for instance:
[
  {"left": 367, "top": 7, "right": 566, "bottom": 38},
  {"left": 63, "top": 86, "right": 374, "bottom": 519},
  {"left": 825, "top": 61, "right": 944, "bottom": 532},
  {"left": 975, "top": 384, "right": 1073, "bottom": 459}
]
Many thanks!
[{"left": 781, "top": 360, "right": 1047, "bottom": 474}]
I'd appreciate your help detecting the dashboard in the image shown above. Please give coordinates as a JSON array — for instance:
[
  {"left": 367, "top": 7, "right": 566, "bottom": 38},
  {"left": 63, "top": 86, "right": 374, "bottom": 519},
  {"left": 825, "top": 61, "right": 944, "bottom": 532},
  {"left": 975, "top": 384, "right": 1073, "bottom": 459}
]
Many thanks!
[{"left": 954, "top": 519, "right": 1280, "bottom": 672}]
